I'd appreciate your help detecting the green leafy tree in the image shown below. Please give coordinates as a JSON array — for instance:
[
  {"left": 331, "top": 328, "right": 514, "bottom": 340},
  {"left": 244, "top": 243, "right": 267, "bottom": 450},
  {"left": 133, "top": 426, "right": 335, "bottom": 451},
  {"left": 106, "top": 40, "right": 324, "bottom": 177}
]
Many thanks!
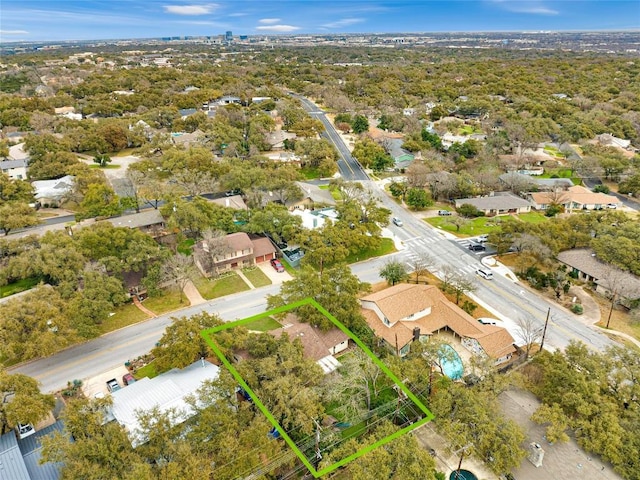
[
  {"left": 0, "top": 202, "right": 39, "bottom": 235},
  {"left": 0, "top": 370, "right": 55, "bottom": 434},
  {"left": 379, "top": 260, "right": 409, "bottom": 286},
  {"left": 351, "top": 114, "right": 369, "bottom": 134},
  {"left": 93, "top": 153, "right": 112, "bottom": 168},
  {"left": 405, "top": 187, "right": 433, "bottom": 210},
  {"left": 152, "top": 313, "right": 224, "bottom": 372},
  {"left": 0, "top": 173, "right": 34, "bottom": 204},
  {"left": 77, "top": 184, "right": 123, "bottom": 220},
  {"left": 456, "top": 203, "right": 484, "bottom": 218}
]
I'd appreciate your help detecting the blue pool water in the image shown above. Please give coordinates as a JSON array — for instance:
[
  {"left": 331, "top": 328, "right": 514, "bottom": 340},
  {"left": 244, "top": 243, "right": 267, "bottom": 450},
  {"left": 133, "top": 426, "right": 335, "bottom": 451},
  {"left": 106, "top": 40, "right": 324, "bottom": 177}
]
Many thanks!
[
  {"left": 439, "top": 344, "right": 464, "bottom": 380},
  {"left": 449, "top": 470, "right": 478, "bottom": 480}
]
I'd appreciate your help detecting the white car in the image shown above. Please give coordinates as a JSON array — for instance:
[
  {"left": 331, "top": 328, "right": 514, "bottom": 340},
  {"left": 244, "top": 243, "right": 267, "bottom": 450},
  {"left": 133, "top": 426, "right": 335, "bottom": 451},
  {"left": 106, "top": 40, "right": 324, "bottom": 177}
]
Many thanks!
[
  {"left": 476, "top": 234, "right": 489, "bottom": 243},
  {"left": 392, "top": 217, "right": 403, "bottom": 227}
]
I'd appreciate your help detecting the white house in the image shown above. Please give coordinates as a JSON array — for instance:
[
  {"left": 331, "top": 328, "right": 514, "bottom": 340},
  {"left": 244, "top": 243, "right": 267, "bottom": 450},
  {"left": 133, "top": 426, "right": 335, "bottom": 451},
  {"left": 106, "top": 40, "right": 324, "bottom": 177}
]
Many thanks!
[{"left": 109, "top": 360, "right": 220, "bottom": 447}]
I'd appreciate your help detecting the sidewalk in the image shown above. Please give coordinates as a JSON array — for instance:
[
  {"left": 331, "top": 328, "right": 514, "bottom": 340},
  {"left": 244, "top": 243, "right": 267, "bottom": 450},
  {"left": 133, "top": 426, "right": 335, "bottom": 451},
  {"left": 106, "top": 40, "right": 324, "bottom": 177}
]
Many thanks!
[
  {"left": 236, "top": 270, "right": 256, "bottom": 289},
  {"left": 182, "top": 280, "right": 206, "bottom": 305},
  {"left": 132, "top": 296, "right": 156, "bottom": 317}
]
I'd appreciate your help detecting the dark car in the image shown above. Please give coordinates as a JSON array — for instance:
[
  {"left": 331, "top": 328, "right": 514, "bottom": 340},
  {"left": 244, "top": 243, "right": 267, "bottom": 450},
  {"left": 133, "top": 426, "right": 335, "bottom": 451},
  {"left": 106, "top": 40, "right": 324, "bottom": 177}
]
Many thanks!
[
  {"left": 468, "top": 243, "right": 486, "bottom": 252},
  {"left": 123, "top": 373, "right": 136, "bottom": 386},
  {"left": 270, "top": 258, "right": 285, "bottom": 272}
]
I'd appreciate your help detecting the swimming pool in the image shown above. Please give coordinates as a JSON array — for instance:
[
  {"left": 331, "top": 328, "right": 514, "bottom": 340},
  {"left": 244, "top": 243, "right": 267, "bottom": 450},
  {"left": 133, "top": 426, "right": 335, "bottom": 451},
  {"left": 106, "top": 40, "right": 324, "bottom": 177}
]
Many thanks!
[{"left": 439, "top": 344, "right": 464, "bottom": 380}]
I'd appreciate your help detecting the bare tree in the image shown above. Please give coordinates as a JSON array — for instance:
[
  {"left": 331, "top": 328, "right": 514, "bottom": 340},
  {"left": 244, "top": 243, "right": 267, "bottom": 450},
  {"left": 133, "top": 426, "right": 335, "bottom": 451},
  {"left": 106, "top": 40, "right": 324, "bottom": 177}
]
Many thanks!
[
  {"left": 162, "top": 253, "right": 197, "bottom": 304},
  {"left": 408, "top": 253, "right": 435, "bottom": 284},
  {"left": 446, "top": 215, "right": 469, "bottom": 233},
  {"left": 449, "top": 274, "right": 477, "bottom": 305},
  {"left": 514, "top": 316, "right": 542, "bottom": 359},
  {"left": 196, "top": 229, "right": 231, "bottom": 278}
]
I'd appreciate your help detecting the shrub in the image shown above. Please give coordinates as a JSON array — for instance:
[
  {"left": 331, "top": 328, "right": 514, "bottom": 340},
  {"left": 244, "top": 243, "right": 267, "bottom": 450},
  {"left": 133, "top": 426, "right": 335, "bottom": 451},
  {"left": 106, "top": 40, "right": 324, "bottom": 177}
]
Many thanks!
[{"left": 571, "top": 304, "right": 583, "bottom": 315}]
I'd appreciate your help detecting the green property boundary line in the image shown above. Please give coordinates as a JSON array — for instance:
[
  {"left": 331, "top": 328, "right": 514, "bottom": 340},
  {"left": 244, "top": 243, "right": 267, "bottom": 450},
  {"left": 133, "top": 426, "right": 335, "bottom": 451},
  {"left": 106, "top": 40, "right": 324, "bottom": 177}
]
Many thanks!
[{"left": 200, "top": 297, "right": 434, "bottom": 478}]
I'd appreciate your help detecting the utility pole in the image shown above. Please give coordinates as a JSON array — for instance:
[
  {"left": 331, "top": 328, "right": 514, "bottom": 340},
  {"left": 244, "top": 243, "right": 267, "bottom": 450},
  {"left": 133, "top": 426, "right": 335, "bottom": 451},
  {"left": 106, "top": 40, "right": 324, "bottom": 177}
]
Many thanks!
[
  {"left": 606, "top": 293, "right": 616, "bottom": 328},
  {"left": 453, "top": 444, "right": 473, "bottom": 480},
  {"left": 539, "top": 307, "right": 550, "bottom": 352}
]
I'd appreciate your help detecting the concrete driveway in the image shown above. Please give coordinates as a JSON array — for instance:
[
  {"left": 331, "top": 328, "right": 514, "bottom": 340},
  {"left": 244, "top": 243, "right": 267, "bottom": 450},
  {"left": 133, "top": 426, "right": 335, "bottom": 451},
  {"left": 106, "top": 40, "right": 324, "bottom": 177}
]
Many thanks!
[{"left": 258, "top": 262, "right": 292, "bottom": 285}]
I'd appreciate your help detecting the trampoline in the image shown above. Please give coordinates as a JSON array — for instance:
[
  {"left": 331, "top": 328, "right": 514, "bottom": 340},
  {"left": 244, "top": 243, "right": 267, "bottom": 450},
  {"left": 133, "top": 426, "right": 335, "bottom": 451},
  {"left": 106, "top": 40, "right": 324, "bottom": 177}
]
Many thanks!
[{"left": 439, "top": 344, "right": 464, "bottom": 380}]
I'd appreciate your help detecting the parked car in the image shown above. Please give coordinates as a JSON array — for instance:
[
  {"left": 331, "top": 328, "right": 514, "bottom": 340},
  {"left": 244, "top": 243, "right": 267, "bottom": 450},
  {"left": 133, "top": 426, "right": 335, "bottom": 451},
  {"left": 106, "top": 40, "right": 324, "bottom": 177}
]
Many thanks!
[
  {"left": 106, "top": 378, "right": 121, "bottom": 393},
  {"left": 270, "top": 258, "right": 285, "bottom": 272},
  {"left": 437, "top": 210, "right": 452, "bottom": 216},
  {"left": 392, "top": 217, "right": 403, "bottom": 227},
  {"left": 468, "top": 243, "right": 486, "bottom": 252},
  {"left": 16, "top": 423, "right": 35, "bottom": 440},
  {"left": 123, "top": 373, "right": 136, "bottom": 386},
  {"left": 607, "top": 203, "right": 617, "bottom": 209},
  {"left": 476, "top": 234, "right": 489, "bottom": 243}
]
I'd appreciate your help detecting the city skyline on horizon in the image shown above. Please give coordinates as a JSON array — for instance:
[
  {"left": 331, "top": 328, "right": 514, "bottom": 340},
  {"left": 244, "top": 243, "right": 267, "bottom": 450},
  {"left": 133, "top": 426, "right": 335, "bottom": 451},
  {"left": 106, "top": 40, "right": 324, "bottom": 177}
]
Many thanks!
[{"left": 2, "top": 1, "right": 639, "bottom": 43}]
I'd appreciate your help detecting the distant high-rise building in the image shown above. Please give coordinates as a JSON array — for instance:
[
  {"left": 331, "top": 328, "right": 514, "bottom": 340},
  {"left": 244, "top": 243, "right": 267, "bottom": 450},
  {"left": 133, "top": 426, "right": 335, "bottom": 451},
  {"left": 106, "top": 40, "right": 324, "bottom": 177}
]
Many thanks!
[{"left": 225, "top": 31, "right": 233, "bottom": 42}]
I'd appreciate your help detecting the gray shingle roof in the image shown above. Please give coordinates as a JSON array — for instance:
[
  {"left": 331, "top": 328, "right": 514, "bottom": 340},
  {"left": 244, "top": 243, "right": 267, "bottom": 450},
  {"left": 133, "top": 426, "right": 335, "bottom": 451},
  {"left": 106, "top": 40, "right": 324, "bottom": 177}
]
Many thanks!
[{"left": 454, "top": 192, "right": 531, "bottom": 211}]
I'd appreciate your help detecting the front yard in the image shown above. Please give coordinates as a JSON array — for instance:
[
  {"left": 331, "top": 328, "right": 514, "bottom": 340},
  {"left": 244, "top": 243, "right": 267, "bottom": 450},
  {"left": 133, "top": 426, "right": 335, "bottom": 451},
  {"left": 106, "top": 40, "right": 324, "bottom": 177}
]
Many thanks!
[
  {"left": 425, "top": 212, "right": 548, "bottom": 237},
  {"left": 193, "top": 272, "right": 251, "bottom": 300},
  {"left": 99, "top": 303, "right": 149, "bottom": 334},
  {"left": 242, "top": 267, "right": 272, "bottom": 287},
  {"left": 345, "top": 238, "right": 396, "bottom": 263}
]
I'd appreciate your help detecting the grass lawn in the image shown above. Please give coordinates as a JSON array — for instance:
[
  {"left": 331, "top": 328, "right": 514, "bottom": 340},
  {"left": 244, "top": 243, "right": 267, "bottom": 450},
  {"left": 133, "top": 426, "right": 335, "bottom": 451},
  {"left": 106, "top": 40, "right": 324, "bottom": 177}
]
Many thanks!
[
  {"left": 193, "top": 272, "right": 250, "bottom": 300},
  {"left": 114, "top": 148, "right": 138, "bottom": 157},
  {"left": 135, "top": 362, "right": 159, "bottom": 380},
  {"left": 345, "top": 238, "right": 395, "bottom": 264},
  {"left": 89, "top": 164, "right": 121, "bottom": 169},
  {"left": 177, "top": 238, "right": 195, "bottom": 255},
  {"left": 0, "top": 277, "right": 41, "bottom": 298},
  {"left": 245, "top": 316, "right": 282, "bottom": 332},
  {"left": 300, "top": 166, "right": 321, "bottom": 179},
  {"left": 99, "top": 303, "right": 149, "bottom": 334},
  {"left": 143, "top": 290, "right": 188, "bottom": 314},
  {"left": 515, "top": 212, "right": 549, "bottom": 224},
  {"left": 425, "top": 216, "right": 498, "bottom": 237},
  {"left": 242, "top": 267, "right": 272, "bottom": 287},
  {"left": 458, "top": 125, "right": 481, "bottom": 135},
  {"left": 539, "top": 168, "right": 581, "bottom": 185},
  {"left": 593, "top": 294, "right": 640, "bottom": 342}
]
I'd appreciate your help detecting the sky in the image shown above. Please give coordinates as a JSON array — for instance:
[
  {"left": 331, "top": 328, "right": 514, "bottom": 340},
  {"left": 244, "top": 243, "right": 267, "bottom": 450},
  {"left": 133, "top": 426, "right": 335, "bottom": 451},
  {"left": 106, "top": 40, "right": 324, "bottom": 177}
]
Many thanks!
[{"left": 1, "top": 1, "right": 639, "bottom": 43}]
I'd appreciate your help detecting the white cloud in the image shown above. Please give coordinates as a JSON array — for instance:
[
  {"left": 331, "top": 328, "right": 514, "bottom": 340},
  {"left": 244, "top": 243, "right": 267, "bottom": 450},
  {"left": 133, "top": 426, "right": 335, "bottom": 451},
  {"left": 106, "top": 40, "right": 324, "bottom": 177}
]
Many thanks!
[
  {"left": 0, "top": 29, "right": 29, "bottom": 35},
  {"left": 258, "top": 18, "right": 281, "bottom": 25},
  {"left": 256, "top": 24, "right": 300, "bottom": 32},
  {"left": 487, "top": 1, "right": 559, "bottom": 15},
  {"left": 322, "top": 18, "right": 365, "bottom": 29},
  {"left": 163, "top": 4, "right": 218, "bottom": 15}
]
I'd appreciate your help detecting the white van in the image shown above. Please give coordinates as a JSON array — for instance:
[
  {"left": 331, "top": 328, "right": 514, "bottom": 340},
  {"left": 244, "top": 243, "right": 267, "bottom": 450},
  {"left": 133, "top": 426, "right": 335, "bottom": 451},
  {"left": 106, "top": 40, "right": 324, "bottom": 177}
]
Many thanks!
[{"left": 476, "top": 268, "right": 493, "bottom": 280}]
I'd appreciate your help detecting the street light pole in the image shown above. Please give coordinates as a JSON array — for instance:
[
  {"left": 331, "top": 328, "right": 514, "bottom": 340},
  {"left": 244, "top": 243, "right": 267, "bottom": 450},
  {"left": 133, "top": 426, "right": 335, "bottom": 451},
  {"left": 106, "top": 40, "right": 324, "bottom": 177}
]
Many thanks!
[{"left": 606, "top": 293, "right": 616, "bottom": 329}]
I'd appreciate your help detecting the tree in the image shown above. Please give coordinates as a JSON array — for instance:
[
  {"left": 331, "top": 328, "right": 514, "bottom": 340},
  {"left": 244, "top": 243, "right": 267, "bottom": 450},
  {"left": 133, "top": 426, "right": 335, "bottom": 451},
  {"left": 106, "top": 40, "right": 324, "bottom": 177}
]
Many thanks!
[
  {"left": 0, "top": 202, "right": 39, "bottom": 235},
  {"left": 77, "top": 183, "right": 123, "bottom": 220},
  {"left": 531, "top": 403, "right": 570, "bottom": 444},
  {"left": 408, "top": 253, "right": 435, "bottom": 284},
  {"left": 93, "top": 153, "right": 112, "bottom": 168},
  {"left": 446, "top": 215, "right": 469, "bottom": 233},
  {"left": 405, "top": 187, "right": 433, "bottom": 210},
  {"left": 379, "top": 260, "right": 409, "bottom": 286},
  {"left": 351, "top": 114, "right": 369, "bottom": 134},
  {"left": 448, "top": 274, "right": 477, "bottom": 305},
  {"left": 267, "top": 264, "right": 370, "bottom": 331},
  {"left": 514, "top": 315, "right": 542, "bottom": 359},
  {"left": 196, "top": 229, "right": 231, "bottom": 277},
  {"left": 456, "top": 203, "right": 484, "bottom": 218},
  {"left": 352, "top": 138, "right": 392, "bottom": 171},
  {"left": 0, "top": 369, "right": 55, "bottom": 434},
  {"left": 162, "top": 253, "right": 197, "bottom": 304},
  {"left": 0, "top": 173, "right": 34, "bottom": 204},
  {"left": 0, "top": 287, "right": 79, "bottom": 363},
  {"left": 152, "top": 312, "right": 223, "bottom": 372},
  {"left": 388, "top": 180, "right": 408, "bottom": 202}
]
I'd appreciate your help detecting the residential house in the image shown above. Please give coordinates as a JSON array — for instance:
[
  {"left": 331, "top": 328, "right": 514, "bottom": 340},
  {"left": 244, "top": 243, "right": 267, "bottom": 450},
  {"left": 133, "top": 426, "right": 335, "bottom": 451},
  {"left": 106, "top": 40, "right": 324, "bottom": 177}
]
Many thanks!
[
  {"left": 0, "top": 159, "right": 28, "bottom": 180},
  {"left": 0, "top": 420, "right": 64, "bottom": 480},
  {"left": 193, "top": 232, "right": 275, "bottom": 277},
  {"left": 454, "top": 192, "right": 531, "bottom": 216},
  {"left": 291, "top": 207, "right": 338, "bottom": 229},
  {"left": 596, "top": 133, "right": 633, "bottom": 151},
  {"left": 499, "top": 172, "right": 573, "bottom": 192},
  {"left": 360, "top": 284, "right": 516, "bottom": 363},
  {"left": 270, "top": 314, "right": 349, "bottom": 374},
  {"left": 104, "top": 209, "right": 166, "bottom": 237},
  {"left": 527, "top": 185, "right": 621, "bottom": 211},
  {"left": 32, "top": 175, "right": 74, "bottom": 206},
  {"left": 109, "top": 360, "right": 220, "bottom": 447},
  {"left": 209, "top": 194, "right": 248, "bottom": 210},
  {"left": 387, "top": 138, "right": 415, "bottom": 170},
  {"left": 288, "top": 181, "right": 336, "bottom": 210},
  {"left": 265, "top": 130, "right": 297, "bottom": 150},
  {"left": 171, "top": 129, "right": 205, "bottom": 148},
  {"left": 557, "top": 249, "right": 640, "bottom": 308}
]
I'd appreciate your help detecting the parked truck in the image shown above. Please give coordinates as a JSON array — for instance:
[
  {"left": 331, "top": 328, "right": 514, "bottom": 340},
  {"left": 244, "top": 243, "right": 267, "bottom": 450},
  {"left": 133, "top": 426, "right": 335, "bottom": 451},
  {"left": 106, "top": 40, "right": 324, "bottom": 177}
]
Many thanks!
[{"left": 106, "top": 378, "right": 121, "bottom": 393}]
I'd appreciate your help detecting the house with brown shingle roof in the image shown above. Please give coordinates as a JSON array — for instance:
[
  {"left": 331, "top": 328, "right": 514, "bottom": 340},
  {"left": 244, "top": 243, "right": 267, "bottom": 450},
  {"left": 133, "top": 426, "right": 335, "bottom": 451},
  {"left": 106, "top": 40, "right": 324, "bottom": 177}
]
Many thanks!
[
  {"left": 528, "top": 185, "right": 620, "bottom": 211},
  {"left": 360, "top": 284, "right": 515, "bottom": 363},
  {"left": 193, "top": 232, "right": 275, "bottom": 277},
  {"left": 270, "top": 314, "right": 349, "bottom": 374}
]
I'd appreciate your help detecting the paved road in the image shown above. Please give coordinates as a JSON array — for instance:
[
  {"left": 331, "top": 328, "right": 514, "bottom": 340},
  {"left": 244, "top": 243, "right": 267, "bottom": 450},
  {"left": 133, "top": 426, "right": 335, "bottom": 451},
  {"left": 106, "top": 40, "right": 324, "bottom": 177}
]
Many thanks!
[
  {"left": 293, "top": 94, "right": 369, "bottom": 182},
  {"left": 583, "top": 177, "right": 638, "bottom": 210}
]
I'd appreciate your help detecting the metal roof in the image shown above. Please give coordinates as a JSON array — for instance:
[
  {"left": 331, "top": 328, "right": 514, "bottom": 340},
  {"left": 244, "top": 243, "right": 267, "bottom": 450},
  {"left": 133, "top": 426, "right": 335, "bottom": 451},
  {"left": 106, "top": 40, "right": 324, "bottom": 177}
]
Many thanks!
[
  {"left": 0, "top": 431, "right": 30, "bottom": 480},
  {"left": 109, "top": 360, "right": 219, "bottom": 447},
  {"left": 18, "top": 421, "right": 64, "bottom": 480}
]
